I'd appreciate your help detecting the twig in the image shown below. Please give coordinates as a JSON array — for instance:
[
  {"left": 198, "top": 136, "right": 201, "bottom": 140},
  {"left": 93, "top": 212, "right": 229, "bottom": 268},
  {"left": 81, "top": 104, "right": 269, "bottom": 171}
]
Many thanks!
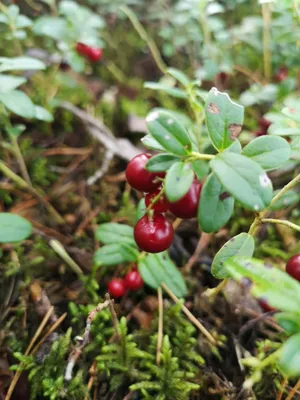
[
  {"left": 156, "top": 287, "right": 163, "bottom": 365},
  {"left": 286, "top": 379, "right": 300, "bottom": 400},
  {"left": 5, "top": 306, "right": 54, "bottom": 400},
  {"left": 0, "top": 160, "right": 64, "bottom": 224},
  {"left": 75, "top": 206, "right": 102, "bottom": 236},
  {"left": 276, "top": 377, "right": 288, "bottom": 400},
  {"left": 49, "top": 239, "right": 83, "bottom": 277},
  {"left": 59, "top": 102, "right": 139, "bottom": 161},
  {"left": 184, "top": 233, "right": 212, "bottom": 274},
  {"left": 161, "top": 283, "right": 216, "bottom": 345},
  {"left": 87, "top": 150, "right": 114, "bottom": 186},
  {"left": 105, "top": 293, "right": 120, "bottom": 339},
  {"left": 31, "top": 313, "right": 67, "bottom": 356},
  {"left": 65, "top": 299, "right": 110, "bottom": 381},
  {"left": 261, "top": 218, "right": 300, "bottom": 233},
  {"left": 262, "top": 2, "right": 272, "bottom": 81},
  {"left": 120, "top": 6, "right": 167, "bottom": 74},
  {"left": 84, "top": 361, "right": 97, "bottom": 400},
  {"left": 10, "top": 135, "right": 32, "bottom": 188}
]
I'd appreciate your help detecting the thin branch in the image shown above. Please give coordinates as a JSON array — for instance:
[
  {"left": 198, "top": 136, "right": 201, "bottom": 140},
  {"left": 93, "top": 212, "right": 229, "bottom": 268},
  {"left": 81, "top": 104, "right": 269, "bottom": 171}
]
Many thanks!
[
  {"left": 87, "top": 150, "right": 114, "bottom": 186},
  {"left": 105, "top": 293, "right": 120, "bottom": 340},
  {"left": 261, "top": 218, "right": 300, "bottom": 233},
  {"left": 286, "top": 379, "right": 300, "bottom": 400},
  {"left": 161, "top": 283, "right": 216, "bottom": 345},
  {"left": 184, "top": 233, "right": 212, "bottom": 274},
  {"left": 276, "top": 377, "right": 288, "bottom": 400},
  {"left": 6, "top": 306, "right": 55, "bottom": 400},
  {"left": 156, "top": 287, "right": 163, "bottom": 365},
  {"left": 49, "top": 239, "right": 83, "bottom": 277}
]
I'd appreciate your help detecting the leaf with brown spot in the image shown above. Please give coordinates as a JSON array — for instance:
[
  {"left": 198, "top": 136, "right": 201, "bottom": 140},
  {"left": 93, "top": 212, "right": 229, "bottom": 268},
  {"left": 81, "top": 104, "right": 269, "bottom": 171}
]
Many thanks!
[
  {"left": 229, "top": 123, "right": 242, "bottom": 139},
  {"left": 207, "top": 103, "right": 220, "bottom": 114}
]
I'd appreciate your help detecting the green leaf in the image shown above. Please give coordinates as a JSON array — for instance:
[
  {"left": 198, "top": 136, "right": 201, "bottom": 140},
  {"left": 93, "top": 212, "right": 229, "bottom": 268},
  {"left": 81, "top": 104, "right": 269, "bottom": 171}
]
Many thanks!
[
  {"left": 0, "top": 74, "right": 26, "bottom": 92},
  {"left": 226, "top": 139, "right": 242, "bottom": 153},
  {"left": 167, "top": 67, "right": 190, "bottom": 86},
  {"left": 212, "top": 233, "right": 254, "bottom": 279},
  {"left": 138, "top": 252, "right": 187, "bottom": 297},
  {"left": 275, "top": 313, "right": 300, "bottom": 334},
  {"left": 198, "top": 173, "right": 234, "bottom": 233},
  {"left": 136, "top": 198, "right": 146, "bottom": 222},
  {"left": 33, "top": 17, "right": 67, "bottom": 40},
  {"left": 0, "top": 90, "right": 35, "bottom": 118},
  {"left": 278, "top": 333, "right": 300, "bottom": 377},
  {"left": 268, "top": 121, "right": 300, "bottom": 136},
  {"left": 93, "top": 243, "right": 138, "bottom": 266},
  {"left": 0, "top": 57, "right": 45, "bottom": 72},
  {"left": 191, "top": 159, "right": 210, "bottom": 180},
  {"left": 146, "top": 108, "right": 192, "bottom": 156},
  {"left": 0, "top": 213, "right": 32, "bottom": 243},
  {"left": 35, "top": 106, "right": 53, "bottom": 122},
  {"left": 242, "top": 136, "right": 291, "bottom": 170},
  {"left": 224, "top": 257, "right": 300, "bottom": 313},
  {"left": 205, "top": 87, "right": 244, "bottom": 151},
  {"left": 290, "top": 137, "right": 300, "bottom": 160},
  {"left": 165, "top": 162, "right": 194, "bottom": 202},
  {"left": 95, "top": 223, "right": 136, "bottom": 246},
  {"left": 270, "top": 189, "right": 299, "bottom": 211},
  {"left": 210, "top": 152, "right": 273, "bottom": 211},
  {"left": 144, "top": 82, "right": 188, "bottom": 99},
  {"left": 146, "top": 153, "right": 179, "bottom": 172},
  {"left": 141, "top": 135, "right": 165, "bottom": 152}
]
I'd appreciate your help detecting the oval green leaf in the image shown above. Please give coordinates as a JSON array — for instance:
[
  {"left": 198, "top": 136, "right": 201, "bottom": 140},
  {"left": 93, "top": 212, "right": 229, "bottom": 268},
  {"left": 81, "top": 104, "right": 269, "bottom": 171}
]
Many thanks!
[
  {"left": 138, "top": 252, "right": 187, "bottom": 297},
  {"left": 0, "top": 56, "right": 45, "bottom": 72},
  {"left": 0, "top": 74, "right": 26, "bottom": 92},
  {"left": 242, "top": 135, "right": 291, "bottom": 170},
  {"left": 165, "top": 162, "right": 194, "bottom": 202},
  {"left": 270, "top": 189, "right": 299, "bottom": 211},
  {"left": 146, "top": 153, "right": 179, "bottom": 172},
  {"left": 146, "top": 108, "right": 192, "bottom": 155},
  {"left": 278, "top": 333, "right": 300, "bottom": 378},
  {"left": 141, "top": 135, "right": 165, "bottom": 152},
  {"left": 212, "top": 233, "right": 255, "bottom": 279},
  {"left": 0, "top": 213, "right": 32, "bottom": 243},
  {"left": 93, "top": 243, "right": 138, "bottom": 266},
  {"left": 0, "top": 90, "right": 35, "bottom": 118},
  {"left": 205, "top": 87, "right": 244, "bottom": 151},
  {"left": 210, "top": 152, "right": 273, "bottom": 211},
  {"left": 95, "top": 223, "right": 136, "bottom": 246},
  {"left": 198, "top": 173, "right": 234, "bottom": 233}
]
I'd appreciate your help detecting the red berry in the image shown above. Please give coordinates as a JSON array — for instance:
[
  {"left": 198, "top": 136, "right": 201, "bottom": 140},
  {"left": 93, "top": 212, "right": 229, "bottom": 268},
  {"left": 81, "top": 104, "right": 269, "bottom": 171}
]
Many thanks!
[
  {"left": 126, "top": 154, "right": 164, "bottom": 193},
  {"left": 76, "top": 43, "right": 103, "bottom": 63},
  {"left": 259, "top": 298, "right": 277, "bottom": 313},
  {"left": 134, "top": 213, "right": 174, "bottom": 253},
  {"left": 107, "top": 278, "right": 126, "bottom": 298},
  {"left": 145, "top": 188, "right": 168, "bottom": 213},
  {"left": 167, "top": 179, "right": 202, "bottom": 219},
  {"left": 258, "top": 117, "right": 271, "bottom": 131},
  {"left": 125, "top": 270, "right": 144, "bottom": 291},
  {"left": 286, "top": 254, "right": 300, "bottom": 281},
  {"left": 274, "top": 66, "right": 288, "bottom": 82}
]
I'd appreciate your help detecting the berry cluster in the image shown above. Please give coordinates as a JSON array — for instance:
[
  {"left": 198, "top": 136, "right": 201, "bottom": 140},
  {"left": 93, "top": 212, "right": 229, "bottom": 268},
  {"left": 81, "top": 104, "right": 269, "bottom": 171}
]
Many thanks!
[
  {"left": 126, "top": 153, "right": 202, "bottom": 253},
  {"left": 260, "top": 254, "right": 300, "bottom": 312},
  {"left": 108, "top": 267, "right": 143, "bottom": 298},
  {"left": 76, "top": 43, "right": 103, "bottom": 63}
]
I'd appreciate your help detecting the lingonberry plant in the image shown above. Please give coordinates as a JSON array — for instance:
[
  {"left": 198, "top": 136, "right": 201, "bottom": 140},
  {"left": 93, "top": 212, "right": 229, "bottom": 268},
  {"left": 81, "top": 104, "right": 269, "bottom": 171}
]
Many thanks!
[{"left": 95, "top": 71, "right": 300, "bottom": 383}]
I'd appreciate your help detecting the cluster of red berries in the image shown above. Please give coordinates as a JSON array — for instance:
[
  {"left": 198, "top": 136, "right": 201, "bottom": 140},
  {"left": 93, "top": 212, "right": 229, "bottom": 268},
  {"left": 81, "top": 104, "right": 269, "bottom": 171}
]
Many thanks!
[
  {"left": 260, "top": 254, "right": 300, "bottom": 312},
  {"left": 274, "top": 66, "right": 288, "bottom": 82},
  {"left": 108, "top": 267, "right": 143, "bottom": 298},
  {"left": 76, "top": 43, "right": 103, "bottom": 63},
  {"left": 126, "top": 153, "right": 202, "bottom": 253}
]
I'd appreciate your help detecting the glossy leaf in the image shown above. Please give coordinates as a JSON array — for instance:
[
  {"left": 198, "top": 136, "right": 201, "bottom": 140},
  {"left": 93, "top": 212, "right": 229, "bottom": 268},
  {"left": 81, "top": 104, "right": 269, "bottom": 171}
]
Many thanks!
[
  {"left": 0, "top": 74, "right": 26, "bottom": 92},
  {"left": 144, "top": 82, "right": 188, "bottom": 99},
  {"left": 0, "top": 90, "right": 35, "bottom": 118},
  {"left": 138, "top": 252, "right": 187, "bottom": 297},
  {"left": 191, "top": 159, "right": 210, "bottom": 180},
  {"left": 199, "top": 173, "right": 234, "bottom": 233},
  {"left": 93, "top": 243, "right": 138, "bottom": 266},
  {"left": 0, "top": 213, "right": 32, "bottom": 243},
  {"left": 35, "top": 106, "right": 54, "bottom": 122},
  {"left": 146, "top": 153, "right": 179, "bottom": 172},
  {"left": 0, "top": 56, "right": 45, "bottom": 72},
  {"left": 33, "top": 17, "right": 67, "bottom": 40},
  {"left": 205, "top": 87, "right": 244, "bottom": 151},
  {"left": 275, "top": 313, "right": 300, "bottom": 334},
  {"left": 278, "top": 333, "right": 300, "bottom": 377},
  {"left": 212, "top": 233, "right": 254, "bottom": 278},
  {"left": 210, "top": 152, "right": 273, "bottom": 211},
  {"left": 95, "top": 223, "right": 136, "bottom": 246},
  {"left": 224, "top": 257, "right": 300, "bottom": 313},
  {"left": 165, "top": 162, "right": 194, "bottom": 202},
  {"left": 242, "top": 135, "right": 291, "bottom": 170},
  {"left": 141, "top": 135, "right": 165, "bottom": 151},
  {"left": 167, "top": 67, "right": 190, "bottom": 86},
  {"left": 146, "top": 108, "right": 192, "bottom": 156}
]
